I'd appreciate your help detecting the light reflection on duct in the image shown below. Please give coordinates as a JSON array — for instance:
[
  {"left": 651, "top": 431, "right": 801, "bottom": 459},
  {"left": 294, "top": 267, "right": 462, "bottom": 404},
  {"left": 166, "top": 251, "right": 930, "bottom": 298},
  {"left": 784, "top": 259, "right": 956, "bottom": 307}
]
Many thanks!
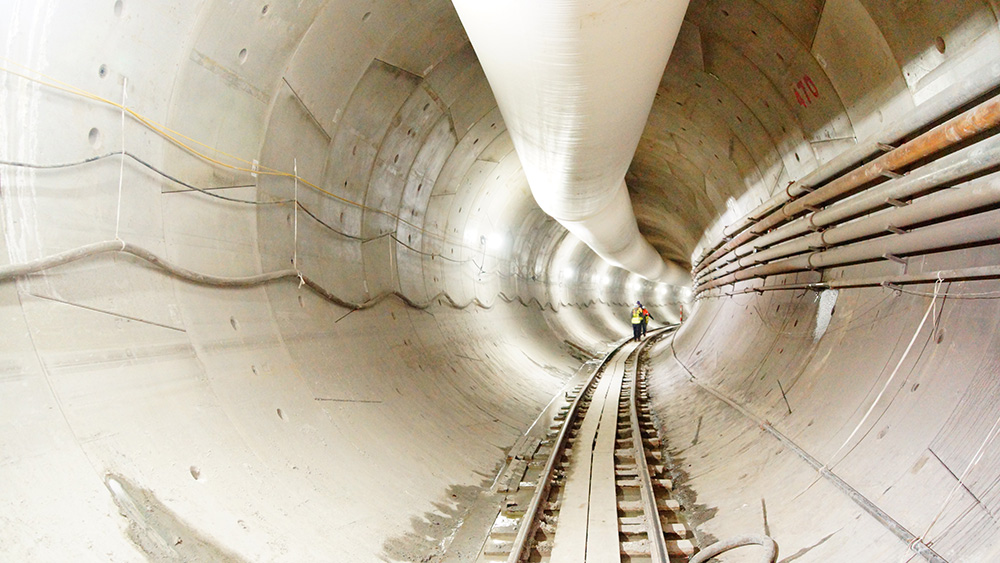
[{"left": 451, "top": 0, "right": 691, "bottom": 285}]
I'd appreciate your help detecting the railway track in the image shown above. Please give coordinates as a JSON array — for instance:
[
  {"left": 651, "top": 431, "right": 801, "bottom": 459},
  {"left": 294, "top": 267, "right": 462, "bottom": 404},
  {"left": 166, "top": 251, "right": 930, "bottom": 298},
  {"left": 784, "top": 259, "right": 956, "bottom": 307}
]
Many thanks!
[{"left": 478, "top": 329, "right": 695, "bottom": 562}]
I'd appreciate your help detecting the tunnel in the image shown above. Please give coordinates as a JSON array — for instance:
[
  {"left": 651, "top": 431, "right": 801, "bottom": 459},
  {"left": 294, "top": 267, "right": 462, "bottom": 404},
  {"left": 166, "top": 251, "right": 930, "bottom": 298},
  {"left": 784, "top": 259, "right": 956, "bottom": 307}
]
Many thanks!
[{"left": 2, "top": 1, "right": 1000, "bottom": 561}]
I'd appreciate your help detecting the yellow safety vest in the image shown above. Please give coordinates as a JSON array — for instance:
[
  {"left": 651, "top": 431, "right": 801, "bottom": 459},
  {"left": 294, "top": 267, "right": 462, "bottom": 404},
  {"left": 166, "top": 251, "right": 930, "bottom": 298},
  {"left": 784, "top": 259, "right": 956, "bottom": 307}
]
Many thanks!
[{"left": 631, "top": 307, "right": 643, "bottom": 324}]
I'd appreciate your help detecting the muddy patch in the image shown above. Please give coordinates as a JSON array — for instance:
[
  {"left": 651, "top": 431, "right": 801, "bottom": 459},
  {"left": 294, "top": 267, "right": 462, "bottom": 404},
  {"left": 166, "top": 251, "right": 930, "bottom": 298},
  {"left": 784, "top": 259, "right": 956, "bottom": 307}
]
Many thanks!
[
  {"left": 640, "top": 337, "right": 720, "bottom": 549},
  {"left": 105, "top": 474, "right": 244, "bottom": 562},
  {"left": 380, "top": 478, "right": 493, "bottom": 563}
]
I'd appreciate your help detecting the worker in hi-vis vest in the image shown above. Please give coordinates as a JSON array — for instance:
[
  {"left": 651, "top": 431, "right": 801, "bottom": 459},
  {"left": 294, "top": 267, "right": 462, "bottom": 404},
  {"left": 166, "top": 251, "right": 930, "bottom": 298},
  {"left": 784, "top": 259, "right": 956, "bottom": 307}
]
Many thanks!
[{"left": 631, "top": 301, "right": 644, "bottom": 342}]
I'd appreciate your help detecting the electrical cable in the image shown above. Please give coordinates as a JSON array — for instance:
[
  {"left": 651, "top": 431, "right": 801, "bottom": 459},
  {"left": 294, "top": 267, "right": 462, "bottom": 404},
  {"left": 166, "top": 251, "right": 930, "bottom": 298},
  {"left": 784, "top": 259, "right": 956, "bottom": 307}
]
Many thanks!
[
  {"left": 917, "top": 410, "right": 1000, "bottom": 550},
  {"left": 815, "top": 280, "right": 942, "bottom": 471},
  {"left": 0, "top": 240, "right": 574, "bottom": 313},
  {"left": 0, "top": 60, "right": 621, "bottom": 308},
  {"left": 0, "top": 58, "right": 484, "bottom": 254},
  {"left": 390, "top": 234, "right": 473, "bottom": 264},
  {"left": 891, "top": 286, "right": 1000, "bottom": 299},
  {"left": 114, "top": 78, "right": 127, "bottom": 242},
  {"left": 0, "top": 146, "right": 520, "bottom": 268},
  {"left": 667, "top": 330, "right": 947, "bottom": 563},
  {"left": 749, "top": 289, "right": 897, "bottom": 339},
  {"left": 0, "top": 150, "right": 507, "bottom": 263},
  {"left": 0, "top": 150, "right": 291, "bottom": 205}
]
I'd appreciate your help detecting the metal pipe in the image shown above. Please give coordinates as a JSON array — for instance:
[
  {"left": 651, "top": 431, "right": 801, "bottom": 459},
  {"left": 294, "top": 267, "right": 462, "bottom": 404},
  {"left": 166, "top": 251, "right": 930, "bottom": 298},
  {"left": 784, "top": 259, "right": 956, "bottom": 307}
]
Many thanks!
[
  {"left": 698, "top": 135, "right": 1000, "bottom": 280},
  {"left": 700, "top": 59, "right": 1000, "bottom": 260},
  {"left": 698, "top": 264, "right": 1000, "bottom": 298},
  {"left": 629, "top": 350, "right": 669, "bottom": 563},
  {"left": 695, "top": 93, "right": 1000, "bottom": 275},
  {"left": 697, "top": 175, "right": 1000, "bottom": 286},
  {"left": 698, "top": 207, "right": 1000, "bottom": 292}
]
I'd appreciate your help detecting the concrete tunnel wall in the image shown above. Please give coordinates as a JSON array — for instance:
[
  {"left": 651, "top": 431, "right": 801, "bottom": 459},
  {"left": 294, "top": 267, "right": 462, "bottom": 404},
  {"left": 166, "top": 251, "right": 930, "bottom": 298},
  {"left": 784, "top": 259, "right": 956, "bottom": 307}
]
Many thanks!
[{"left": 2, "top": 0, "right": 1000, "bottom": 561}]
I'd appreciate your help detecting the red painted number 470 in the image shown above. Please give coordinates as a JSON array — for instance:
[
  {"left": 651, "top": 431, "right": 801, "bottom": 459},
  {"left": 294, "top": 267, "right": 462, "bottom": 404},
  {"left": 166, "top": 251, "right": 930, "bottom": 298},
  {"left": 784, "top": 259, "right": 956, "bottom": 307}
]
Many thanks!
[{"left": 794, "top": 75, "right": 820, "bottom": 108}]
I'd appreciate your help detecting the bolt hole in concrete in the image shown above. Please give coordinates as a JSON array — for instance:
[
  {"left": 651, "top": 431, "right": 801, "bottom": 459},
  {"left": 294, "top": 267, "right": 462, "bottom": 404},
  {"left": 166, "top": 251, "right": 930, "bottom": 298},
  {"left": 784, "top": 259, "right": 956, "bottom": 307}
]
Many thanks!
[
  {"left": 935, "top": 36, "right": 946, "bottom": 54},
  {"left": 113, "top": 0, "right": 123, "bottom": 17},
  {"left": 260, "top": 4, "right": 269, "bottom": 15},
  {"left": 98, "top": 64, "right": 107, "bottom": 78},
  {"left": 88, "top": 127, "right": 101, "bottom": 149},
  {"left": 238, "top": 48, "right": 248, "bottom": 64},
  {"left": 277, "top": 408, "right": 284, "bottom": 420},
  {"left": 362, "top": 11, "right": 372, "bottom": 22},
  {"left": 814, "top": 289, "right": 838, "bottom": 341},
  {"left": 189, "top": 466, "right": 200, "bottom": 480},
  {"left": 298, "top": 295, "right": 304, "bottom": 308},
  {"left": 937, "top": 329, "right": 945, "bottom": 344},
  {"left": 230, "top": 316, "right": 238, "bottom": 330}
]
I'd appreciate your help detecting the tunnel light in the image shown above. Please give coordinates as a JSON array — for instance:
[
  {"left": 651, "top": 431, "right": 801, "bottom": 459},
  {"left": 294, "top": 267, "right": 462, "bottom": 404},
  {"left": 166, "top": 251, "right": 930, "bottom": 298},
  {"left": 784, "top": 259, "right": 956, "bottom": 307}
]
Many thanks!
[
  {"left": 485, "top": 231, "right": 507, "bottom": 251},
  {"left": 656, "top": 284, "right": 668, "bottom": 295},
  {"left": 464, "top": 229, "right": 481, "bottom": 245},
  {"left": 559, "top": 267, "right": 575, "bottom": 282}
]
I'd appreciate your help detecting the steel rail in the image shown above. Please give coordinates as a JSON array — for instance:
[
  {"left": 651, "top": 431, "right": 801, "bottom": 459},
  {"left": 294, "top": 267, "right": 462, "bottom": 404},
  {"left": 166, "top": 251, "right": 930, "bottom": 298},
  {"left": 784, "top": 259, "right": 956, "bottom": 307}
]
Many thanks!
[
  {"left": 629, "top": 329, "right": 674, "bottom": 563},
  {"left": 505, "top": 337, "right": 634, "bottom": 563}
]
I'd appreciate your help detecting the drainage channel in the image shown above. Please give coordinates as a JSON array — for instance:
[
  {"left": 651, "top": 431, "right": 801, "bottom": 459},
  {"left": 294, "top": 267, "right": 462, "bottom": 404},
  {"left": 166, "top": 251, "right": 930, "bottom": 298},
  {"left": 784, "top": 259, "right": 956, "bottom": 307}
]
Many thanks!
[{"left": 477, "top": 328, "right": 695, "bottom": 562}]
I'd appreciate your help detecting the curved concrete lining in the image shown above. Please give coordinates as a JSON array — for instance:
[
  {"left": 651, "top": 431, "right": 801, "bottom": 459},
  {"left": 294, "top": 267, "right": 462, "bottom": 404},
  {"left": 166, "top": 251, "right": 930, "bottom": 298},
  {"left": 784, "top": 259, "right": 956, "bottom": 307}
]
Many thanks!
[{"left": 2, "top": 0, "right": 1000, "bottom": 561}]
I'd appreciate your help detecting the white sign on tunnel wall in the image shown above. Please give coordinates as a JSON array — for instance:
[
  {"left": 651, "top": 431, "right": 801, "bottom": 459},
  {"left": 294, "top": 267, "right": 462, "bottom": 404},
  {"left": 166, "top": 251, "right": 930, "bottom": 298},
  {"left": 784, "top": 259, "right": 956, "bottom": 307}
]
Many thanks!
[{"left": 813, "top": 289, "right": 838, "bottom": 341}]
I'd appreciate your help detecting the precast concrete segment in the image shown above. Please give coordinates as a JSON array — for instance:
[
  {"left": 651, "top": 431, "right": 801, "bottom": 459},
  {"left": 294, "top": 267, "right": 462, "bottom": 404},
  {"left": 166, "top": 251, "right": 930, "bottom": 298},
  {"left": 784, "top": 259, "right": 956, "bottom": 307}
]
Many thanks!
[{"left": 450, "top": 0, "right": 691, "bottom": 284}]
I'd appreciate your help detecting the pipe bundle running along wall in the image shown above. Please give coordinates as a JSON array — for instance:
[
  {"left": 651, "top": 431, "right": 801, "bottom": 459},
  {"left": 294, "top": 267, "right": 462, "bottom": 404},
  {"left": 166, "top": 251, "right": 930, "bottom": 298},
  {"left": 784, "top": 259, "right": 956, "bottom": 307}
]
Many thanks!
[
  {"left": 450, "top": 0, "right": 690, "bottom": 285},
  {"left": 696, "top": 60, "right": 1000, "bottom": 267},
  {"left": 697, "top": 137, "right": 1000, "bottom": 286},
  {"left": 693, "top": 93, "right": 1000, "bottom": 294}
]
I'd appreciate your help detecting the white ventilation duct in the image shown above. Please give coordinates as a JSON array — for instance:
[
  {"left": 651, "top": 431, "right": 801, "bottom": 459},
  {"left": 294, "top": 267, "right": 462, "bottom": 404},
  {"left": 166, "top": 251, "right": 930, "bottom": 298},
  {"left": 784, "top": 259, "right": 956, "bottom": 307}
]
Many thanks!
[{"left": 450, "top": 0, "right": 691, "bottom": 284}]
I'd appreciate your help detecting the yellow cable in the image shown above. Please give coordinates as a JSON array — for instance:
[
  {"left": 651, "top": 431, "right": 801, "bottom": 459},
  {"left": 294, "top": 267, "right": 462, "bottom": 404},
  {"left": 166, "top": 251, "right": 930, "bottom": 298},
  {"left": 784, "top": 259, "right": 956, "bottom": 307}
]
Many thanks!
[{"left": 0, "top": 59, "right": 495, "bottom": 253}]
